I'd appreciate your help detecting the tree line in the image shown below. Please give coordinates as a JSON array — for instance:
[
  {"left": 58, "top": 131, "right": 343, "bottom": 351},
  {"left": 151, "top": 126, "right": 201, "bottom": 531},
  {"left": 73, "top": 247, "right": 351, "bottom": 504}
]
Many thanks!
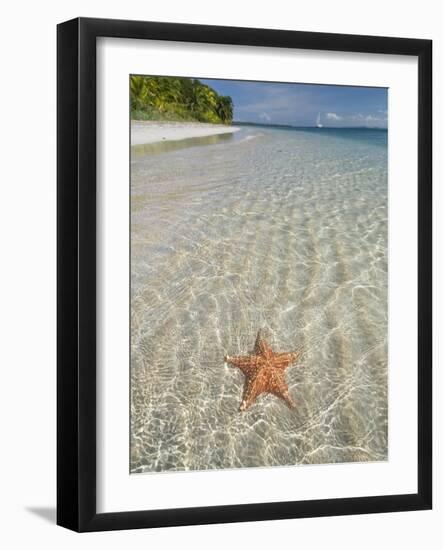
[{"left": 130, "top": 76, "right": 234, "bottom": 124}]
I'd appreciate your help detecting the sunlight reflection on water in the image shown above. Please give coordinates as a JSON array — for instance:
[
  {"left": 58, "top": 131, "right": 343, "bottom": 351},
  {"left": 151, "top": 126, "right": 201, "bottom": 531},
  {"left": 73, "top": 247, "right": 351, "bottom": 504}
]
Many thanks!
[{"left": 130, "top": 126, "right": 388, "bottom": 473}]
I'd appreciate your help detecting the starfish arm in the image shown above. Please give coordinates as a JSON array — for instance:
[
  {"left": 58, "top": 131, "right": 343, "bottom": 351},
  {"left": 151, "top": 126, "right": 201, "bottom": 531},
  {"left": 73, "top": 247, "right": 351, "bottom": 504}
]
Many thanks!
[
  {"left": 273, "top": 351, "right": 300, "bottom": 370},
  {"left": 225, "top": 354, "right": 260, "bottom": 376},
  {"left": 269, "top": 370, "right": 296, "bottom": 409},
  {"left": 280, "top": 390, "right": 296, "bottom": 409},
  {"left": 239, "top": 372, "right": 267, "bottom": 411},
  {"left": 254, "top": 332, "right": 273, "bottom": 359}
]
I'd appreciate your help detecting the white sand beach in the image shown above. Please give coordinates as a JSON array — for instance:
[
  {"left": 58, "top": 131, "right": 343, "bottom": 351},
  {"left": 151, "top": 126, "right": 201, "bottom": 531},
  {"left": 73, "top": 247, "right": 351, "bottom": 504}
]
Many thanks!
[{"left": 131, "top": 120, "right": 240, "bottom": 146}]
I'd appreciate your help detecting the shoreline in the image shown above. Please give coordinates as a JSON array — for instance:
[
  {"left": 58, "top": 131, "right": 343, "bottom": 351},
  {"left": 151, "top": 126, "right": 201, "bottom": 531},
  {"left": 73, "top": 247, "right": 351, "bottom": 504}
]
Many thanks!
[{"left": 131, "top": 120, "right": 241, "bottom": 146}]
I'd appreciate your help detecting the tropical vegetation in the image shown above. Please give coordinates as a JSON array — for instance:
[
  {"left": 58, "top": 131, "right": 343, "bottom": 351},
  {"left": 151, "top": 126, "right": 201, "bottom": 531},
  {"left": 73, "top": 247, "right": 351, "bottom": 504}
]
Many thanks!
[{"left": 130, "top": 76, "right": 234, "bottom": 124}]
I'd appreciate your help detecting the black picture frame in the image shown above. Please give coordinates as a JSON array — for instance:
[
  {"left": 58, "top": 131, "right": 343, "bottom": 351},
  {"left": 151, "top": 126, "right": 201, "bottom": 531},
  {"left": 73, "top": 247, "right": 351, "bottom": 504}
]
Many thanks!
[{"left": 57, "top": 17, "right": 432, "bottom": 532}]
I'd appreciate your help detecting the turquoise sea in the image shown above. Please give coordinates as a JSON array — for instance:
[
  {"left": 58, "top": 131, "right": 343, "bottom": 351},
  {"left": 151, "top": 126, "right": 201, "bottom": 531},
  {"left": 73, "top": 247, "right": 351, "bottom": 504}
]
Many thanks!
[{"left": 130, "top": 125, "right": 388, "bottom": 473}]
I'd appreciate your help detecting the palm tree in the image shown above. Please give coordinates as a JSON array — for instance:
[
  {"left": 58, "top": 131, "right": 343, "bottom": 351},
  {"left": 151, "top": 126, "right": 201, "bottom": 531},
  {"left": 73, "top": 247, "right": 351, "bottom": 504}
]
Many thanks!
[
  {"left": 216, "top": 96, "right": 234, "bottom": 123},
  {"left": 130, "top": 76, "right": 148, "bottom": 110}
]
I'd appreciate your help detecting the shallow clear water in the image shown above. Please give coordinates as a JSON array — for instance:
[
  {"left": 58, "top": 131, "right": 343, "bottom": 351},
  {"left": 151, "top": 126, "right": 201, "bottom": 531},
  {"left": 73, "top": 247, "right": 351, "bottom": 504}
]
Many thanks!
[{"left": 130, "top": 126, "right": 388, "bottom": 473}]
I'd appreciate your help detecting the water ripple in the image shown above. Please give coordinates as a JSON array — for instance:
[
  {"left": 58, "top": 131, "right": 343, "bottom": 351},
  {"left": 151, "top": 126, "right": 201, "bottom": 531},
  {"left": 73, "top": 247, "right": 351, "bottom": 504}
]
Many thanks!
[{"left": 130, "top": 127, "right": 388, "bottom": 473}]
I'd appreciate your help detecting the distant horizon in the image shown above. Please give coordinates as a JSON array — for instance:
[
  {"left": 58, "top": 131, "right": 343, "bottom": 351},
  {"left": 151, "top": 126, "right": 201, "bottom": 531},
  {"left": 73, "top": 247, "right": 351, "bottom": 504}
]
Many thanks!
[
  {"left": 232, "top": 120, "right": 388, "bottom": 130},
  {"left": 201, "top": 79, "right": 388, "bottom": 129}
]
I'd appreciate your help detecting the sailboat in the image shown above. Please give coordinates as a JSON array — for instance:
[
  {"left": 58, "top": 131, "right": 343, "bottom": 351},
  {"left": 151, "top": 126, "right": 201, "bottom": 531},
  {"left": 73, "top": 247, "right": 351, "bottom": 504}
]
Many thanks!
[{"left": 316, "top": 112, "right": 323, "bottom": 128}]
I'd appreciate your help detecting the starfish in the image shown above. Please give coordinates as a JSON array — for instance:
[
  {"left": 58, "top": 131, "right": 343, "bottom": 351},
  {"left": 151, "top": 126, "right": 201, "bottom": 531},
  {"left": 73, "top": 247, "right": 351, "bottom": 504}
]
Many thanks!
[{"left": 225, "top": 331, "right": 300, "bottom": 411}]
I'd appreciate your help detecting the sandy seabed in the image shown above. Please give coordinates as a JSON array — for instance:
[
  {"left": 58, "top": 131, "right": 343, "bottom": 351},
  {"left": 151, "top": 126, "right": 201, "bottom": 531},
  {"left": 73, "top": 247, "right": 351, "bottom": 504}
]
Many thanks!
[{"left": 130, "top": 125, "right": 388, "bottom": 473}]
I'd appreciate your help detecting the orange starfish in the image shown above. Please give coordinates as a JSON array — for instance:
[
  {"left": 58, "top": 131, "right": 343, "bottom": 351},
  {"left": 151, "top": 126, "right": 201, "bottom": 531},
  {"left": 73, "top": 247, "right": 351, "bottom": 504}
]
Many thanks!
[{"left": 225, "top": 331, "right": 300, "bottom": 411}]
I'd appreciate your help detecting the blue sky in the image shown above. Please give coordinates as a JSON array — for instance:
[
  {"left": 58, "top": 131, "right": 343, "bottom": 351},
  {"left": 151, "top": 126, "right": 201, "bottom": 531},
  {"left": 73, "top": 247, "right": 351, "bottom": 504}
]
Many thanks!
[{"left": 201, "top": 79, "right": 388, "bottom": 128}]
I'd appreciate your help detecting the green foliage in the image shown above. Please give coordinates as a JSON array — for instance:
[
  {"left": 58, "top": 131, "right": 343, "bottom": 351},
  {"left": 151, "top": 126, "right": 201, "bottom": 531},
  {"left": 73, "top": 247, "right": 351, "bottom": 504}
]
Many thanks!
[{"left": 130, "top": 76, "right": 234, "bottom": 124}]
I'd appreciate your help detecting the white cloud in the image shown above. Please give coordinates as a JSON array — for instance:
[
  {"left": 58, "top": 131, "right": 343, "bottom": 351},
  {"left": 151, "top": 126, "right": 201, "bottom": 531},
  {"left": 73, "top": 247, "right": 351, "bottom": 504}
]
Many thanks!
[
  {"left": 326, "top": 112, "right": 342, "bottom": 121},
  {"left": 326, "top": 112, "right": 386, "bottom": 127}
]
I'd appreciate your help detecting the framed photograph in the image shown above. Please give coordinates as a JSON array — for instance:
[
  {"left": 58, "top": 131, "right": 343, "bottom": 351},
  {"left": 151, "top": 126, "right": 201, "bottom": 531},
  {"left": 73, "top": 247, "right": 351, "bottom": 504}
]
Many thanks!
[{"left": 57, "top": 17, "right": 432, "bottom": 532}]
